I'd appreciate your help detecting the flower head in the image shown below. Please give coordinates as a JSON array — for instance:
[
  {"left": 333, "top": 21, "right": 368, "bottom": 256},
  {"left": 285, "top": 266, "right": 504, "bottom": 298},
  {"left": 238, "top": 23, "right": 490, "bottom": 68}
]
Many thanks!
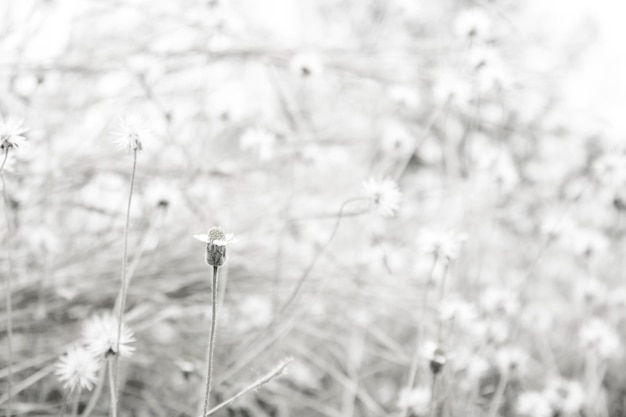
[
  {"left": 454, "top": 7, "right": 492, "bottom": 40},
  {"left": 361, "top": 177, "right": 402, "bottom": 217},
  {"left": 578, "top": 318, "right": 621, "bottom": 359},
  {"left": 417, "top": 228, "right": 467, "bottom": 263},
  {"left": 422, "top": 340, "right": 448, "bottom": 375},
  {"left": 240, "top": 128, "right": 277, "bottom": 160},
  {"left": 516, "top": 391, "right": 552, "bottom": 417},
  {"left": 194, "top": 226, "right": 235, "bottom": 267},
  {"left": 397, "top": 386, "right": 431, "bottom": 416},
  {"left": 111, "top": 115, "right": 151, "bottom": 152},
  {"left": 82, "top": 312, "right": 136, "bottom": 358},
  {"left": 55, "top": 345, "right": 100, "bottom": 391},
  {"left": 544, "top": 378, "right": 586, "bottom": 415},
  {"left": 0, "top": 116, "right": 28, "bottom": 151}
]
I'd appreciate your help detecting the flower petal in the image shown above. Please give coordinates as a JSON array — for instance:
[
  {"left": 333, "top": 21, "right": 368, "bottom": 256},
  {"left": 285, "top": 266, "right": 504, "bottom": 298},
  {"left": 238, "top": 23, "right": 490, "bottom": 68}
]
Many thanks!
[{"left": 193, "top": 234, "right": 210, "bottom": 243}]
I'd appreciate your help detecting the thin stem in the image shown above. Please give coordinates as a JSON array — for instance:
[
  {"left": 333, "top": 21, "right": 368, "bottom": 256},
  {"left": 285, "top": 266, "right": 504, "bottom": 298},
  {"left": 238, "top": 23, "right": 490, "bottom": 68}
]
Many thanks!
[
  {"left": 400, "top": 255, "right": 438, "bottom": 417},
  {"left": 1, "top": 147, "right": 13, "bottom": 417},
  {"left": 202, "top": 358, "right": 291, "bottom": 417},
  {"left": 113, "top": 148, "right": 137, "bottom": 409},
  {"left": 487, "top": 372, "right": 508, "bottom": 417},
  {"left": 59, "top": 391, "right": 71, "bottom": 417},
  {"left": 202, "top": 266, "right": 220, "bottom": 417},
  {"left": 428, "top": 373, "right": 438, "bottom": 417},
  {"left": 70, "top": 388, "right": 81, "bottom": 417},
  {"left": 107, "top": 358, "right": 118, "bottom": 417}
]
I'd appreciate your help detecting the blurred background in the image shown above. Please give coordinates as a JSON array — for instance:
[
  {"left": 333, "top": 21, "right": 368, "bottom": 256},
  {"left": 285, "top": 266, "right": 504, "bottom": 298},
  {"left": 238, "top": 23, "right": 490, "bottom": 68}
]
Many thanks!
[{"left": 2, "top": 0, "right": 626, "bottom": 416}]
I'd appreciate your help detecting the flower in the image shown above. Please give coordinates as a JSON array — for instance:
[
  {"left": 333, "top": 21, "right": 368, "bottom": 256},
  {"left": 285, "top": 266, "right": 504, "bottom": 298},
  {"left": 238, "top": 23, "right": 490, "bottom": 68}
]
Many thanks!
[
  {"left": 82, "top": 312, "right": 136, "bottom": 358},
  {"left": 239, "top": 128, "right": 277, "bottom": 160},
  {"left": 454, "top": 7, "right": 492, "bottom": 40},
  {"left": 55, "top": 345, "right": 100, "bottom": 391},
  {"left": 361, "top": 177, "right": 402, "bottom": 217},
  {"left": 578, "top": 318, "right": 621, "bottom": 359},
  {"left": 417, "top": 228, "right": 467, "bottom": 263},
  {"left": 544, "top": 378, "right": 586, "bottom": 415},
  {"left": 422, "top": 340, "right": 448, "bottom": 375},
  {"left": 0, "top": 116, "right": 28, "bottom": 151},
  {"left": 496, "top": 346, "right": 528, "bottom": 377},
  {"left": 194, "top": 226, "right": 235, "bottom": 267},
  {"left": 516, "top": 391, "right": 552, "bottom": 417},
  {"left": 111, "top": 115, "right": 151, "bottom": 152},
  {"left": 397, "top": 386, "right": 431, "bottom": 416},
  {"left": 290, "top": 52, "right": 323, "bottom": 78}
]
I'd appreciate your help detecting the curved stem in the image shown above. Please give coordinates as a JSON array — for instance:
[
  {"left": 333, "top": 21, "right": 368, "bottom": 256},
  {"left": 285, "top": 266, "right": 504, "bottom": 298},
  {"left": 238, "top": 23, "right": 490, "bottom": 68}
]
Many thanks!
[
  {"left": 107, "top": 358, "right": 117, "bottom": 417},
  {"left": 1, "top": 147, "right": 13, "bottom": 417},
  {"left": 113, "top": 148, "right": 137, "bottom": 410},
  {"left": 202, "top": 266, "right": 220, "bottom": 417}
]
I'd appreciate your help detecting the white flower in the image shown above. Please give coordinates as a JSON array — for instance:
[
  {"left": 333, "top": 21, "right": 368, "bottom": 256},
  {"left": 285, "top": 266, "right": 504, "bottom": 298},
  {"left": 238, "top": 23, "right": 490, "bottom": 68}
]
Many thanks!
[
  {"left": 0, "top": 116, "right": 28, "bottom": 151},
  {"left": 397, "top": 386, "right": 431, "bottom": 416},
  {"left": 290, "top": 52, "right": 324, "bottom": 78},
  {"left": 454, "top": 8, "right": 492, "bottom": 40},
  {"left": 544, "top": 378, "right": 586, "bottom": 415},
  {"left": 111, "top": 115, "right": 151, "bottom": 152},
  {"left": 417, "top": 228, "right": 467, "bottom": 263},
  {"left": 516, "top": 391, "right": 552, "bottom": 417},
  {"left": 361, "top": 177, "right": 402, "bottom": 217},
  {"left": 55, "top": 345, "right": 100, "bottom": 391},
  {"left": 239, "top": 128, "right": 277, "bottom": 160},
  {"left": 82, "top": 312, "right": 136, "bottom": 358},
  {"left": 194, "top": 226, "right": 235, "bottom": 267},
  {"left": 578, "top": 318, "right": 621, "bottom": 359},
  {"left": 496, "top": 346, "right": 528, "bottom": 376}
]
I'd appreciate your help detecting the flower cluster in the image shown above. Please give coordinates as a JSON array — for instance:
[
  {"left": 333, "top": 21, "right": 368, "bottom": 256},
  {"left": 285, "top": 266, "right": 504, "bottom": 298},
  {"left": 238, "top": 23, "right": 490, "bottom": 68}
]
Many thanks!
[{"left": 194, "top": 226, "right": 235, "bottom": 267}]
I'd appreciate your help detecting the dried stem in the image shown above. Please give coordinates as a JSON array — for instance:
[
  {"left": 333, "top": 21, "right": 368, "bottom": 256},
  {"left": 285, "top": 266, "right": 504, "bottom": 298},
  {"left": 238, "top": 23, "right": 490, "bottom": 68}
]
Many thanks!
[{"left": 202, "top": 266, "right": 220, "bottom": 417}]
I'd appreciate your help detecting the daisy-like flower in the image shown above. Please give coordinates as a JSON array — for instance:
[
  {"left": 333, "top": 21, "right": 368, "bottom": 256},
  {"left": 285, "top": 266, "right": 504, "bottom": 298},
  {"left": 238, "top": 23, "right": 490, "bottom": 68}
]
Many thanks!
[
  {"left": 194, "top": 226, "right": 235, "bottom": 267},
  {"left": 496, "top": 346, "right": 528, "bottom": 377},
  {"left": 290, "top": 52, "right": 324, "bottom": 78},
  {"left": 55, "top": 345, "right": 100, "bottom": 391},
  {"left": 516, "top": 391, "right": 552, "bottom": 417},
  {"left": 82, "top": 312, "right": 136, "bottom": 358},
  {"left": 111, "top": 115, "right": 151, "bottom": 152},
  {"left": 544, "top": 378, "right": 586, "bottom": 416},
  {"left": 0, "top": 116, "right": 28, "bottom": 151},
  {"left": 578, "top": 318, "right": 621, "bottom": 359},
  {"left": 361, "top": 177, "right": 402, "bottom": 217},
  {"left": 422, "top": 340, "right": 449, "bottom": 375},
  {"left": 417, "top": 228, "right": 467, "bottom": 263}
]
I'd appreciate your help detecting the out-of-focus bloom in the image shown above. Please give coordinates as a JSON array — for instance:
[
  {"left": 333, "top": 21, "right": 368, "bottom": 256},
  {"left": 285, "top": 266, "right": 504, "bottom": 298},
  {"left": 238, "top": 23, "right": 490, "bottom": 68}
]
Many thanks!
[
  {"left": 454, "top": 8, "right": 492, "bottom": 40},
  {"left": 397, "top": 386, "right": 431, "bottom": 417},
  {"left": 422, "top": 340, "right": 448, "bottom": 375},
  {"left": 480, "top": 288, "right": 519, "bottom": 316},
  {"left": 439, "top": 297, "right": 477, "bottom": 325},
  {"left": 380, "top": 121, "right": 414, "bottom": 155},
  {"left": 290, "top": 52, "right": 324, "bottom": 78},
  {"left": 240, "top": 128, "right": 277, "bottom": 160},
  {"left": 417, "top": 228, "right": 467, "bottom": 263},
  {"left": 388, "top": 86, "right": 421, "bottom": 111},
  {"left": 55, "top": 345, "right": 100, "bottom": 391},
  {"left": 111, "top": 115, "right": 151, "bottom": 152},
  {"left": 574, "top": 278, "right": 607, "bottom": 309},
  {"left": 82, "top": 312, "right": 136, "bottom": 358},
  {"left": 593, "top": 153, "right": 626, "bottom": 188},
  {"left": 544, "top": 378, "right": 586, "bottom": 416},
  {"left": 361, "top": 177, "right": 402, "bottom": 217},
  {"left": 578, "top": 318, "right": 621, "bottom": 359},
  {"left": 432, "top": 70, "right": 472, "bottom": 106},
  {"left": 0, "top": 116, "right": 28, "bottom": 151},
  {"left": 194, "top": 226, "right": 235, "bottom": 267},
  {"left": 496, "top": 346, "right": 528, "bottom": 377},
  {"left": 516, "top": 391, "right": 552, "bottom": 417}
]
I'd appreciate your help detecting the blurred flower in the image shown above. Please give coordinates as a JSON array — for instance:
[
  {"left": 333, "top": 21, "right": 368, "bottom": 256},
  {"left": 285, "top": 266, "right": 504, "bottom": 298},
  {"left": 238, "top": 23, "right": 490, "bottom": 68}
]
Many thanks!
[
  {"left": 574, "top": 278, "right": 607, "bottom": 309},
  {"left": 433, "top": 70, "right": 472, "bottom": 106},
  {"left": 454, "top": 8, "right": 492, "bottom": 40},
  {"left": 290, "top": 52, "right": 324, "bottom": 78},
  {"left": 380, "top": 121, "right": 414, "bottom": 155},
  {"left": 496, "top": 346, "right": 528, "bottom": 376},
  {"left": 144, "top": 179, "right": 180, "bottom": 210},
  {"left": 544, "top": 378, "right": 586, "bottom": 416},
  {"left": 397, "top": 386, "right": 430, "bottom": 416},
  {"left": 55, "top": 345, "right": 100, "bottom": 391},
  {"left": 240, "top": 128, "right": 277, "bottom": 160},
  {"left": 480, "top": 288, "right": 519, "bottom": 316},
  {"left": 194, "top": 226, "right": 235, "bottom": 267},
  {"left": 516, "top": 391, "right": 552, "bottom": 417},
  {"left": 388, "top": 85, "right": 421, "bottom": 111},
  {"left": 422, "top": 340, "right": 448, "bottom": 375},
  {"left": 417, "top": 228, "right": 467, "bottom": 263},
  {"left": 111, "top": 115, "right": 151, "bottom": 152},
  {"left": 593, "top": 153, "right": 626, "bottom": 188},
  {"left": 82, "top": 312, "right": 136, "bottom": 358},
  {"left": 578, "top": 318, "right": 621, "bottom": 359},
  {"left": 439, "top": 297, "right": 477, "bottom": 324},
  {"left": 0, "top": 116, "right": 28, "bottom": 151},
  {"left": 361, "top": 177, "right": 402, "bottom": 217}
]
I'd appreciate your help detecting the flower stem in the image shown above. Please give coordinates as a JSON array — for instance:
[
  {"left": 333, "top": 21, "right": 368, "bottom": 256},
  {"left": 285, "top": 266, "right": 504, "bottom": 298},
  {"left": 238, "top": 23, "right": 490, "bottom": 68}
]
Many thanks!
[
  {"left": 70, "top": 388, "right": 81, "bottom": 417},
  {"left": 113, "top": 148, "right": 137, "bottom": 410},
  {"left": 487, "top": 372, "right": 508, "bottom": 417},
  {"left": 59, "top": 391, "right": 70, "bottom": 417},
  {"left": 1, "top": 147, "right": 13, "bottom": 417},
  {"left": 202, "top": 266, "right": 220, "bottom": 417},
  {"left": 80, "top": 365, "right": 106, "bottom": 417},
  {"left": 107, "top": 358, "right": 118, "bottom": 417}
]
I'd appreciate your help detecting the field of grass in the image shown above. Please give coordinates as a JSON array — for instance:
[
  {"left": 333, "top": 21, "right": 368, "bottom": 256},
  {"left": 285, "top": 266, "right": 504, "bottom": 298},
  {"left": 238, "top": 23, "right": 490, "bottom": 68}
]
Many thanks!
[{"left": 2, "top": 1, "right": 626, "bottom": 416}]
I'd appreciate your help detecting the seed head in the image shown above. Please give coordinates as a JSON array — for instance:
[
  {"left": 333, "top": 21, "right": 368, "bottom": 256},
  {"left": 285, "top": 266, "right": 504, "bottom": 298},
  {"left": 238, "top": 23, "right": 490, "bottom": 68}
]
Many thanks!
[{"left": 193, "top": 226, "right": 235, "bottom": 267}]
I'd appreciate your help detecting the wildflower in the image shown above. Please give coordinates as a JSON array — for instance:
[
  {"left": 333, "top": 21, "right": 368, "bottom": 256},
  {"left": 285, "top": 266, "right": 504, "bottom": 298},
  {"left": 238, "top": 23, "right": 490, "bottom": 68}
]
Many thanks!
[
  {"left": 194, "top": 226, "right": 235, "bottom": 267},
  {"left": 290, "top": 52, "right": 323, "bottom": 78},
  {"left": 111, "top": 115, "right": 151, "bottom": 152},
  {"left": 516, "top": 391, "right": 552, "bottom": 417},
  {"left": 496, "top": 346, "right": 527, "bottom": 377},
  {"left": 380, "top": 121, "right": 414, "bottom": 155},
  {"left": 454, "top": 8, "right": 492, "bottom": 40},
  {"left": 544, "top": 378, "right": 586, "bottom": 415},
  {"left": 361, "top": 177, "right": 402, "bottom": 217},
  {"left": 55, "top": 345, "right": 100, "bottom": 391},
  {"left": 82, "top": 312, "right": 136, "bottom": 358},
  {"left": 574, "top": 278, "right": 607, "bottom": 309},
  {"left": 422, "top": 340, "right": 448, "bottom": 375},
  {"left": 480, "top": 288, "right": 519, "bottom": 316},
  {"left": 397, "top": 386, "right": 431, "bottom": 416},
  {"left": 578, "top": 318, "right": 621, "bottom": 359},
  {"left": 239, "top": 128, "right": 277, "bottom": 160},
  {"left": 0, "top": 116, "right": 28, "bottom": 151},
  {"left": 417, "top": 228, "right": 467, "bottom": 263}
]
